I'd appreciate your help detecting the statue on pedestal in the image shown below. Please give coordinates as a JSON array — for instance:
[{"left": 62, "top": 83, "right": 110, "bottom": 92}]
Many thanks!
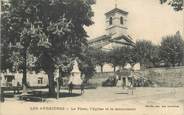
[{"left": 68, "top": 59, "right": 83, "bottom": 85}]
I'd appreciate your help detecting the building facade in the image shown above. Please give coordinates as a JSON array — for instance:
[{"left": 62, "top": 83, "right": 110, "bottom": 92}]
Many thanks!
[{"left": 0, "top": 71, "right": 48, "bottom": 87}]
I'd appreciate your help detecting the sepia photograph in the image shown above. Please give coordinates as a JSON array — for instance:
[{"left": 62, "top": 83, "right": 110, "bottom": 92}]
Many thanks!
[{"left": 0, "top": 0, "right": 184, "bottom": 115}]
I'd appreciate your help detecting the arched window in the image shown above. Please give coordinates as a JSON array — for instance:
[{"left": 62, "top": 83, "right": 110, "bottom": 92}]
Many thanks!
[
  {"left": 109, "top": 17, "right": 112, "bottom": 25},
  {"left": 120, "top": 16, "right": 123, "bottom": 24}
]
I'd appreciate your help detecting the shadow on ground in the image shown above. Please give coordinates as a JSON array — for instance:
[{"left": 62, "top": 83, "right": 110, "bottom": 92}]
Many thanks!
[
  {"left": 116, "top": 92, "right": 129, "bottom": 94},
  {"left": 29, "top": 91, "right": 81, "bottom": 98},
  {"left": 4, "top": 92, "right": 22, "bottom": 98},
  {"left": 3, "top": 91, "right": 81, "bottom": 101},
  {"left": 59, "top": 92, "right": 81, "bottom": 98}
]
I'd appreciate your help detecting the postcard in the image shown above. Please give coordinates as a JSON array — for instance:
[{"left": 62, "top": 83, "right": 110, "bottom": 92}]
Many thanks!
[{"left": 1, "top": 0, "right": 184, "bottom": 115}]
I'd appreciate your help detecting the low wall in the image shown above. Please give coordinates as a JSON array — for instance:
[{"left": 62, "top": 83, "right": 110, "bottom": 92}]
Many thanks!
[
  {"left": 91, "top": 66, "right": 184, "bottom": 87},
  {"left": 142, "top": 66, "right": 184, "bottom": 87}
]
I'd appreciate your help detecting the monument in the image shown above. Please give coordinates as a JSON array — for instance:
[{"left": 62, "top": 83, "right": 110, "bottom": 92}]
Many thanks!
[{"left": 68, "top": 59, "right": 83, "bottom": 85}]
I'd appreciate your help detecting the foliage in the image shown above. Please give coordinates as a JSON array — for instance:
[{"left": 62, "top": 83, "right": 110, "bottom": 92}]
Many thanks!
[
  {"left": 78, "top": 47, "right": 96, "bottom": 80},
  {"left": 159, "top": 31, "right": 184, "bottom": 66},
  {"left": 94, "top": 49, "right": 107, "bottom": 68},
  {"left": 79, "top": 58, "right": 96, "bottom": 82},
  {"left": 124, "top": 47, "right": 138, "bottom": 66},
  {"left": 160, "top": 0, "right": 183, "bottom": 11},
  {"left": 88, "top": 47, "right": 108, "bottom": 72},
  {"left": 107, "top": 48, "right": 122, "bottom": 71},
  {"left": 135, "top": 40, "right": 160, "bottom": 68},
  {"left": 107, "top": 47, "right": 135, "bottom": 71},
  {"left": 1, "top": 0, "right": 95, "bottom": 95},
  {"left": 0, "top": 44, "right": 14, "bottom": 72},
  {"left": 149, "top": 45, "right": 160, "bottom": 67}
]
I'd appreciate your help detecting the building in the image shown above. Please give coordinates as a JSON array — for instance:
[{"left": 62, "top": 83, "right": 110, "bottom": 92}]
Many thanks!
[
  {"left": 88, "top": 7, "right": 135, "bottom": 51},
  {"left": 88, "top": 6, "right": 135, "bottom": 72},
  {"left": 0, "top": 70, "right": 48, "bottom": 87}
]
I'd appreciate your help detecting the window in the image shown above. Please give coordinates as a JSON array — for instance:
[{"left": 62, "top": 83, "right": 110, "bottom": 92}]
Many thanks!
[
  {"left": 38, "top": 77, "right": 43, "bottom": 84},
  {"left": 120, "top": 16, "right": 123, "bottom": 24},
  {"left": 5, "top": 75, "right": 15, "bottom": 82},
  {"left": 109, "top": 17, "right": 112, "bottom": 25}
]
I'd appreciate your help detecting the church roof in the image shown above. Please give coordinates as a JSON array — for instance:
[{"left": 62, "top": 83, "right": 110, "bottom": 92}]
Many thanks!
[
  {"left": 88, "top": 34, "right": 135, "bottom": 49},
  {"left": 109, "top": 35, "right": 135, "bottom": 47},
  {"left": 105, "top": 8, "right": 128, "bottom": 16},
  {"left": 88, "top": 35, "right": 111, "bottom": 43}
]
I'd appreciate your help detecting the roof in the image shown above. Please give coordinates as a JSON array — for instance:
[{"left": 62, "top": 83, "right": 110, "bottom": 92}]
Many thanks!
[
  {"left": 88, "top": 34, "right": 135, "bottom": 48},
  {"left": 88, "top": 35, "right": 111, "bottom": 43},
  {"left": 105, "top": 8, "right": 128, "bottom": 16},
  {"left": 111, "top": 34, "right": 135, "bottom": 46}
]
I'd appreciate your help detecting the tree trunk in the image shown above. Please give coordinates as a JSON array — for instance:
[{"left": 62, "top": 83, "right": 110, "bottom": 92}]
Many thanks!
[
  {"left": 0, "top": 77, "right": 5, "bottom": 102},
  {"left": 172, "top": 61, "right": 175, "bottom": 67},
  {"left": 47, "top": 70, "right": 56, "bottom": 97},
  {"left": 113, "top": 66, "right": 116, "bottom": 72},
  {"left": 22, "top": 48, "right": 28, "bottom": 94},
  {"left": 56, "top": 78, "right": 59, "bottom": 99},
  {"left": 100, "top": 65, "right": 103, "bottom": 73}
]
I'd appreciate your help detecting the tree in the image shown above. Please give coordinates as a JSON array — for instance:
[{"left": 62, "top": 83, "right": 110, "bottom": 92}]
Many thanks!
[
  {"left": 123, "top": 46, "right": 138, "bottom": 67},
  {"left": 91, "top": 48, "right": 107, "bottom": 72},
  {"left": 1, "top": 0, "right": 32, "bottom": 93},
  {"left": 0, "top": 43, "right": 14, "bottom": 72},
  {"left": 107, "top": 47, "right": 130, "bottom": 72},
  {"left": 95, "top": 50, "right": 107, "bottom": 72},
  {"left": 108, "top": 48, "right": 121, "bottom": 72},
  {"left": 149, "top": 45, "right": 160, "bottom": 67},
  {"left": 77, "top": 47, "right": 96, "bottom": 81},
  {"left": 160, "top": 0, "right": 183, "bottom": 11},
  {"left": 135, "top": 40, "right": 160, "bottom": 68},
  {"left": 82, "top": 47, "right": 108, "bottom": 73},
  {"left": 1, "top": 0, "right": 95, "bottom": 96},
  {"left": 1, "top": 1, "right": 13, "bottom": 72},
  {"left": 78, "top": 54, "right": 96, "bottom": 82},
  {"left": 118, "top": 47, "right": 130, "bottom": 69},
  {"left": 159, "top": 31, "right": 184, "bottom": 67}
]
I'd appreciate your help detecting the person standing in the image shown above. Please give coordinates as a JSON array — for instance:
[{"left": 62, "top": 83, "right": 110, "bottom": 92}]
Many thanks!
[
  {"left": 80, "top": 82, "right": 85, "bottom": 94},
  {"left": 68, "top": 82, "right": 73, "bottom": 94}
]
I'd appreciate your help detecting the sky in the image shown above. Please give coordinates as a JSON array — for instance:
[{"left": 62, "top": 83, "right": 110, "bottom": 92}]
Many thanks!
[{"left": 85, "top": 0, "right": 184, "bottom": 44}]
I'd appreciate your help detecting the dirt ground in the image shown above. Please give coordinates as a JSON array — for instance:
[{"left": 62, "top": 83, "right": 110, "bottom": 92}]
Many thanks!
[{"left": 1, "top": 87, "right": 184, "bottom": 115}]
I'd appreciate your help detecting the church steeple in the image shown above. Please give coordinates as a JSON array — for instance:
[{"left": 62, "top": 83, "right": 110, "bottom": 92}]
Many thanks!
[{"left": 105, "top": 3, "right": 128, "bottom": 38}]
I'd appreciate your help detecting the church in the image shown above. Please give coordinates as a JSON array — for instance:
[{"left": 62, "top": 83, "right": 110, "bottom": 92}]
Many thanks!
[
  {"left": 88, "top": 6, "right": 135, "bottom": 72},
  {"left": 88, "top": 6, "right": 135, "bottom": 51}
]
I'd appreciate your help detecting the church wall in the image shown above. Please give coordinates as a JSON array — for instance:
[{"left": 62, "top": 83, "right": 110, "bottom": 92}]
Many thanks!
[{"left": 111, "top": 42, "right": 126, "bottom": 49}]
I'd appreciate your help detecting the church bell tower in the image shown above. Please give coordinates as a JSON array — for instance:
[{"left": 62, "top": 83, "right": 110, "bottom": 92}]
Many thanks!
[{"left": 105, "top": 5, "right": 128, "bottom": 38}]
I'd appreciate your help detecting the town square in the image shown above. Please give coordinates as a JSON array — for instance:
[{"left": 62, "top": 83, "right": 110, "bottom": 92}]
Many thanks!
[{"left": 1, "top": 0, "right": 184, "bottom": 115}]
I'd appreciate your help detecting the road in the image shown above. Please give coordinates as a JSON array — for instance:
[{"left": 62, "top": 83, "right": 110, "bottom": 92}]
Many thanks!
[{"left": 1, "top": 87, "right": 184, "bottom": 115}]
